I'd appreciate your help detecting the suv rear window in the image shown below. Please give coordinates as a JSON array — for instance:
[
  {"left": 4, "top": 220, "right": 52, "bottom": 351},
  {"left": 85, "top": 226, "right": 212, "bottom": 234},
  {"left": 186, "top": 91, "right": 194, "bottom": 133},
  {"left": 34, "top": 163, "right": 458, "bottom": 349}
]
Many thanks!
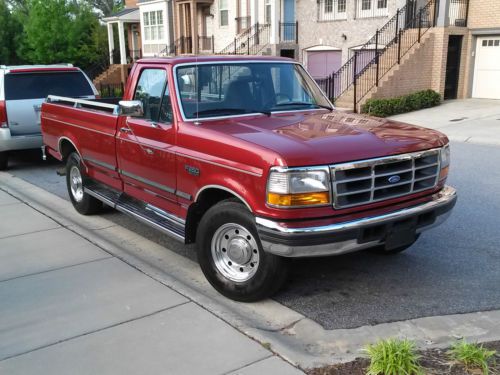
[{"left": 5, "top": 71, "right": 94, "bottom": 100}]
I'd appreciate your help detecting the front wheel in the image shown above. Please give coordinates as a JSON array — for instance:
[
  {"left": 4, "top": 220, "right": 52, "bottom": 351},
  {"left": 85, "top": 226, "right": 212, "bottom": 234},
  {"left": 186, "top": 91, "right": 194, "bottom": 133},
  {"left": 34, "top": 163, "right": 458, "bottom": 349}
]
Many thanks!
[
  {"left": 196, "top": 200, "right": 288, "bottom": 302},
  {"left": 66, "top": 152, "right": 102, "bottom": 215}
]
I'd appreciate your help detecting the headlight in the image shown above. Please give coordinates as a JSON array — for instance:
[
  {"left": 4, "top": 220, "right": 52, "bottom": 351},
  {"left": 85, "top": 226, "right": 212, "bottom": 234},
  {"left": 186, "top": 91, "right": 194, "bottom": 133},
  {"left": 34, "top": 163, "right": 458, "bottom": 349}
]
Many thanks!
[
  {"left": 439, "top": 144, "right": 450, "bottom": 180},
  {"left": 267, "top": 167, "right": 331, "bottom": 207}
]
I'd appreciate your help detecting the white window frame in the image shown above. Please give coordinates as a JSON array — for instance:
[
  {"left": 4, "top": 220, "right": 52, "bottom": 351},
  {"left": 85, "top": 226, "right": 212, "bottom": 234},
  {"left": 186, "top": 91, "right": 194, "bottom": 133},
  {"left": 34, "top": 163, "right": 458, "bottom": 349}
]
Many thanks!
[
  {"left": 265, "top": 0, "right": 272, "bottom": 25},
  {"left": 356, "top": 0, "right": 388, "bottom": 18},
  {"left": 143, "top": 10, "right": 164, "bottom": 41},
  {"left": 219, "top": 0, "right": 229, "bottom": 27},
  {"left": 318, "top": 0, "right": 347, "bottom": 21}
]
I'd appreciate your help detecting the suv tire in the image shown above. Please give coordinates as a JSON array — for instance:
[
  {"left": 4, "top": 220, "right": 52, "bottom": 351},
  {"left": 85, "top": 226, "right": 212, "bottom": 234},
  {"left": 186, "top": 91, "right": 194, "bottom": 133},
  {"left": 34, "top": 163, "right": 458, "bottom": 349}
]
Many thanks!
[
  {"left": 196, "top": 200, "right": 288, "bottom": 302},
  {"left": 66, "top": 152, "right": 102, "bottom": 215},
  {"left": 0, "top": 152, "right": 8, "bottom": 170}
]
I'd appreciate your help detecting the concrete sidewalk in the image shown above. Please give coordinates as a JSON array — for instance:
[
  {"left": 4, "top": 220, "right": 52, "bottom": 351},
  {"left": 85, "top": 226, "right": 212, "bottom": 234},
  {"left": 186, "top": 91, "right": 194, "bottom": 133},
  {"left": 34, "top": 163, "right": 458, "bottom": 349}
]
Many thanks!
[
  {"left": 0, "top": 188, "right": 303, "bottom": 374},
  {"left": 389, "top": 98, "right": 500, "bottom": 146}
]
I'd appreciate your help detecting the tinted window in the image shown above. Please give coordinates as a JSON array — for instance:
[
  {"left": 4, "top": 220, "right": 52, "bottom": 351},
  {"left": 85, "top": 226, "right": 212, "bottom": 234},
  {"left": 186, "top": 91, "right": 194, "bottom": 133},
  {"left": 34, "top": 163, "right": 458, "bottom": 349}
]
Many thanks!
[
  {"left": 133, "top": 68, "right": 167, "bottom": 121},
  {"left": 5, "top": 71, "right": 94, "bottom": 100}
]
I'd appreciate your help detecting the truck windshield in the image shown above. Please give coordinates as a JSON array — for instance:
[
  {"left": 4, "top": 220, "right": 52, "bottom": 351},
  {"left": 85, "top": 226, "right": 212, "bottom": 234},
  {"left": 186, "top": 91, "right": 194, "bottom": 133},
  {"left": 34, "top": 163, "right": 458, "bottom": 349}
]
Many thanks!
[{"left": 175, "top": 62, "right": 332, "bottom": 120}]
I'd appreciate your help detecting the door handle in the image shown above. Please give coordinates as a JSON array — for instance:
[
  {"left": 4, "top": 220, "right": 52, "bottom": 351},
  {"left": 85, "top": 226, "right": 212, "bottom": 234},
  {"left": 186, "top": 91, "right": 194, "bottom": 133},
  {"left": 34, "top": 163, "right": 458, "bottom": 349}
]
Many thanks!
[
  {"left": 120, "top": 127, "right": 132, "bottom": 133},
  {"left": 151, "top": 122, "right": 160, "bottom": 129}
]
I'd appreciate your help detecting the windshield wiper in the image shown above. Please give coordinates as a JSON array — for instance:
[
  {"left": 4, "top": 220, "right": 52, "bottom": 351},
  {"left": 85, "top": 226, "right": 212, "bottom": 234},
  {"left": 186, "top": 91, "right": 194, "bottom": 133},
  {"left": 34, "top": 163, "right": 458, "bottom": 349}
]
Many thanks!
[
  {"left": 273, "top": 102, "right": 333, "bottom": 111},
  {"left": 192, "top": 108, "right": 271, "bottom": 117}
]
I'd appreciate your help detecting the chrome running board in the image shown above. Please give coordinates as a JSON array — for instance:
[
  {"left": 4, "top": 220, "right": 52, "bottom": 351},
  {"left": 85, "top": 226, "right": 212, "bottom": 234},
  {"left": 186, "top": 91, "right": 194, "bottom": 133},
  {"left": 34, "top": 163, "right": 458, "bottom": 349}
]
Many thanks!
[{"left": 84, "top": 181, "right": 185, "bottom": 242}]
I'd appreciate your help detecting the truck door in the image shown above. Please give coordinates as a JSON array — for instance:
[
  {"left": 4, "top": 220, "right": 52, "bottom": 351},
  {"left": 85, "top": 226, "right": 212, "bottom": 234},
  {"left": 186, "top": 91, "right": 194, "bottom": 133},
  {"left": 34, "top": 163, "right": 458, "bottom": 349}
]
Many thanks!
[{"left": 116, "top": 66, "right": 178, "bottom": 213}]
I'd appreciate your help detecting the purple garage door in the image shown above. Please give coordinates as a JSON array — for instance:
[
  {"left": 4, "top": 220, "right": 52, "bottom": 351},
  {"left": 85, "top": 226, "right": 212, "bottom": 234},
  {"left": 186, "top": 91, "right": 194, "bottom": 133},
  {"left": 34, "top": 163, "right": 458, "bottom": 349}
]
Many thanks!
[{"left": 307, "top": 50, "right": 342, "bottom": 79}]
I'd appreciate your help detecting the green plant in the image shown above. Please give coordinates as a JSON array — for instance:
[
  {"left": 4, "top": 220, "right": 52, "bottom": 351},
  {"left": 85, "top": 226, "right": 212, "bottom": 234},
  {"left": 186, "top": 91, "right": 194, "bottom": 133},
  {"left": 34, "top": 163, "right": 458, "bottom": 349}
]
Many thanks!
[
  {"left": 448, "top": 340, "right": 497, "bottom": 374},
  {"left": 365, "top": 338, "right": 423, "bottom": 375},
  {"left": 361, "top": 90, "right": 441, "bottom": 117}
]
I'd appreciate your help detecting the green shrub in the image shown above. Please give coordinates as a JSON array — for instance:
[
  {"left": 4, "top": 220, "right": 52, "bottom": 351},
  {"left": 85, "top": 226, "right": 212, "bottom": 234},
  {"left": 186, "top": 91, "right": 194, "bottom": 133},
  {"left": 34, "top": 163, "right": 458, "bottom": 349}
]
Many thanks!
[
  {"left": 361, "top": 89, "right": 441, "bottom": 117},
  {"left": 365, "top": 338, "right": 423, "bottom": 375},
  {"left": 448, "top": 340, "right": 497, "bottom": 375}
]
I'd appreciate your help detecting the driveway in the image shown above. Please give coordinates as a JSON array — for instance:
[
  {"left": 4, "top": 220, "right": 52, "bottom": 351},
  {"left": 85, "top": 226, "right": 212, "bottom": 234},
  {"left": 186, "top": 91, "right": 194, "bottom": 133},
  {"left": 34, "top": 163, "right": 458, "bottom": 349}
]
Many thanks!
[{"left": 390, "top": 98, "right": 500, "bottom": 146}]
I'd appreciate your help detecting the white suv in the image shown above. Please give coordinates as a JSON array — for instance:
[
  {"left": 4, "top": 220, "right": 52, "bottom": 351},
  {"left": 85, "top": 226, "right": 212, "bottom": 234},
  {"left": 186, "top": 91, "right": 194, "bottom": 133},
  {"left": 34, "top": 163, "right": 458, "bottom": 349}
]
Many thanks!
[{"left": 0, "top": 64, "right": 98, "bottom": 169}]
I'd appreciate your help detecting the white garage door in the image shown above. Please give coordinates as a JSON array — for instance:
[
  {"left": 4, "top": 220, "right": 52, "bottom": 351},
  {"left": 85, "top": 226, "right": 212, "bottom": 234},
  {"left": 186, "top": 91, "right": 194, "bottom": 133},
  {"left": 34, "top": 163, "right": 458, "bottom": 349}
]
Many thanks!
[{"left": 472, "top": 36, "right": 500, "bottom": 99}]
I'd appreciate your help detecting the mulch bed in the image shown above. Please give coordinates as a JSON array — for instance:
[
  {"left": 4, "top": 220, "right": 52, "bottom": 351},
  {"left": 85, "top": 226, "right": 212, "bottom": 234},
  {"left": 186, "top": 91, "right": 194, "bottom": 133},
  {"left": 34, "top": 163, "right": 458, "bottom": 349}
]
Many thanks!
[{"left": 307, "top": 341, "right": 500, "bottom": 375}]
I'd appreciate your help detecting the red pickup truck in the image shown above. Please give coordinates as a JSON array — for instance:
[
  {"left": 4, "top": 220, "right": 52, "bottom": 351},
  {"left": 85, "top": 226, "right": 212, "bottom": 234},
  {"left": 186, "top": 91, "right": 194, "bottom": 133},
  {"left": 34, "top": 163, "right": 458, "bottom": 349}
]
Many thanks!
[{"left": 41, "top": 56, "right": 457, "bottom": 301}]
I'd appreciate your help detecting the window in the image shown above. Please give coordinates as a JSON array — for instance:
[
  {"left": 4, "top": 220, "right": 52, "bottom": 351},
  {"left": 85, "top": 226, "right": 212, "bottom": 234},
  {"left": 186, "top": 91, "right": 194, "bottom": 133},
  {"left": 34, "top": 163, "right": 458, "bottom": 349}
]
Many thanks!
[
  {"left": 338, "top": 0, "right": 346, "bottom": 12},
  {"left": 377, "top": 0, "right": 387, "bottom": 8},
  {"left": 134, "top": 69, "right": 167, "bottom": 121},
  {"left": 318, "top": 0, "right": 346, "bottom": 21},
  {"left": 325, "top": 0, "right": 333, "bottom": 13},
  {"left": 362, "top": 0, "right": 371, "bottom": 10},
  {"left": 143, "top": 10, "right": 164, "bottom": 41},
  {"left": 175, "top": 63, "right": 331, "bottom": 120},
  {"left": 265, "top": 0, "right": 271, "bottom": 24},
  {"left": 219, "top": 0, "right": 228, "bottom": 26},
  {"left": 4, "top": 72, "right": 94, "bottom": 100}
]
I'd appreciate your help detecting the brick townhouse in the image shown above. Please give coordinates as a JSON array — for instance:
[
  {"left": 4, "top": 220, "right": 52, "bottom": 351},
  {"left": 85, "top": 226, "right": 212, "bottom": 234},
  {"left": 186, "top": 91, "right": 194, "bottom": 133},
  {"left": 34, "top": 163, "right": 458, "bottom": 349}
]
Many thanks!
[{"left": 98, "top": 0, "right": 500, "bottom": 111}]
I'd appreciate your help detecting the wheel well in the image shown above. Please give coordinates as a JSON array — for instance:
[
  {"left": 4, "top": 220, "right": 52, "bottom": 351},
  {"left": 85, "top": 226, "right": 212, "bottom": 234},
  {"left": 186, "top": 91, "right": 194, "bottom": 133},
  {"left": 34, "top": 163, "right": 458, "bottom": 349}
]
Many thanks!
[
  {"left": 59, "top": 139, "right": 77, "bottom": 162},
  {"left": 185, "top": 188, "right": 247, "bottom": 244}
]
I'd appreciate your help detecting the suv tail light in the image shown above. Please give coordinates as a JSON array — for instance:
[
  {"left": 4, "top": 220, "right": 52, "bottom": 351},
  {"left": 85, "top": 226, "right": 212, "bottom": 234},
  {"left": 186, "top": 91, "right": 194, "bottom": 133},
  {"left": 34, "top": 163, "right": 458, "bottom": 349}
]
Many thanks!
[{"left": 0, "top": 101, "right": 8, "bottom": 128}]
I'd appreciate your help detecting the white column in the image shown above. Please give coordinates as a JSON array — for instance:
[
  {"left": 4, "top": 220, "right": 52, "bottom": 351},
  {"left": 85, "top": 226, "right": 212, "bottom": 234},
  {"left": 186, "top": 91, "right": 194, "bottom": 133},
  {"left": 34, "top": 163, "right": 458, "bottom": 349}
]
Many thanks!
[
  {"left": 107, "top": 22, "right": 115, "bottom": 64},
  {"left": 250, "top": 0, "right": 258, "bottom": 26},
  {"left": 269, "top": 0, "right": 279, "bottom": 44},
  {"left": 436, "top": 0, "right": 450, "bottom": 27},
  {"left": 118, "top": 21, "right": 127, "bottom": 64}
]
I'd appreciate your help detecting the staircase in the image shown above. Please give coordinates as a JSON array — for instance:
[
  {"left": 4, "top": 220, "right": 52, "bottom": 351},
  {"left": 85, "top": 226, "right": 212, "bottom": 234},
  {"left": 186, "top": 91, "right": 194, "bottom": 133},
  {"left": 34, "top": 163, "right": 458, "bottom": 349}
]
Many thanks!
[
  {"left": 217, "top": 23, "right": 271, "bottom": 55},
  {"left": 317, "top": 0, "right": 438, "bottom": 111},
  {"left": 93, "top": 64, "right": 125, "bottom": 87}
]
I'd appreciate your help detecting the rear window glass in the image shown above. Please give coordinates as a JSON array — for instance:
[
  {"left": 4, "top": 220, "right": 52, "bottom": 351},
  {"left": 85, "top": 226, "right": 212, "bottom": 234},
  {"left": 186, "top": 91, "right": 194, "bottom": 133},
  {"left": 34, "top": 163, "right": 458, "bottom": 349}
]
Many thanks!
[{"left": 5, "top": 71, "right": 94, "bottom": 100}]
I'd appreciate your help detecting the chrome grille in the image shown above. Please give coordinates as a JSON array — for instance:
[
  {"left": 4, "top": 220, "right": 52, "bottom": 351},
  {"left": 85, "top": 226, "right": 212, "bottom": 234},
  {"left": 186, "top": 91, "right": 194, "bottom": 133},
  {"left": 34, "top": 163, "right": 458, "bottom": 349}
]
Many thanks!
[{"left": 331, "top": 149, "right": 440, "bottom": 209}]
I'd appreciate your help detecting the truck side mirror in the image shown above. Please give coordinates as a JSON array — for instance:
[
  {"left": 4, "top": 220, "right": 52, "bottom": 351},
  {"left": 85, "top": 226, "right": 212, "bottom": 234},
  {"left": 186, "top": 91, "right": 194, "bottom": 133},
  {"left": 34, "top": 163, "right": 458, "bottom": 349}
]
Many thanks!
[{"left": 118, "top": 100, "right": 144, "bottom": 117}]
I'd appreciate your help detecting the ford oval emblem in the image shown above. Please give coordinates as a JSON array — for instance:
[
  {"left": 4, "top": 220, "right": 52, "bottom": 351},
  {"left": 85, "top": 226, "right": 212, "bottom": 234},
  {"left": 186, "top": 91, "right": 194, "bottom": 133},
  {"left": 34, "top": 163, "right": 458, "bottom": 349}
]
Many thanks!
[{"left": 388, "top": 175, "right": 401, "bottom": 184}]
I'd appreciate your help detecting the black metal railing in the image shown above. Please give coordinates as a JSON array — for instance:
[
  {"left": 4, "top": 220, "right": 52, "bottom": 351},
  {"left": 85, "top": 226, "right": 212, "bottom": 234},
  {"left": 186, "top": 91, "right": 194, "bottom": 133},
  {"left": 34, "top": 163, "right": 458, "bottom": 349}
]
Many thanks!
[
  {"left": 217, "top": 23, "right": 271, "bottom": 55},
  {"left": 317, "top": 0, "right": 348, "bottom": 21},
  {"left": 198, "top": 35, "right": 215, "bottom": 53},
  {"left": 279, "top": 22, "right": 298, "bottom": 43},
  {"left": 315, "top": 0, "right": 437, "bottom": 110},
  {"left": 236, "top": 16, "right": 251, "bottom": 33},
  {"left": 98, "top": 82, "right": 124, "bottom": 98},
  {"left": 159, "top": 36, "right": 193, "bottom": 56},
  {"left": 448, "top": 0, "right": 469, "bottom": 26},
  {"left": 355, "top": 0, "right": 389, "bottom": 19}
]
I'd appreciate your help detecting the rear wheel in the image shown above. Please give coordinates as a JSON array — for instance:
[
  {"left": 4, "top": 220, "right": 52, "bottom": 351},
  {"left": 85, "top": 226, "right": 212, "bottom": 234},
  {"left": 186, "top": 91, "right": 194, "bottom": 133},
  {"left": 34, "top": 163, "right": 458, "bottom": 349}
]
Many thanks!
[
  {"left": 196, "top": 200, "right": 288, "bottom": 302},
  {"left": 0, "top": 152, "right": 8, "bottom": 170},
  {"left": 66, "top": 152, "right": 102, "bottom": 215}
]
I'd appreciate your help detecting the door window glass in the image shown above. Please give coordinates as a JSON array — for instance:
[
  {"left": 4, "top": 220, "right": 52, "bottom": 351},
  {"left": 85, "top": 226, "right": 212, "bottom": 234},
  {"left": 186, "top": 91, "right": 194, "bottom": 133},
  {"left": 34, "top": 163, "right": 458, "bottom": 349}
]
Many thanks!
[
  {"left": 159, "top": 84, "right": 173, "bottom": 124},
  {"left": 134, "top": 68, "right": 167, "bottom": 121}
]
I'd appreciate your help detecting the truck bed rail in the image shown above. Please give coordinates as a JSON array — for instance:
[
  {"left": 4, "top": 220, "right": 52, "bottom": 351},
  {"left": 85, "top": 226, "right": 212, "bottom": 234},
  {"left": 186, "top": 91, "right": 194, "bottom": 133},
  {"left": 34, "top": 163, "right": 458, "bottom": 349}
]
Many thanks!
[{"left": 46, "top": 95, "right": 119, "bottom": 115}]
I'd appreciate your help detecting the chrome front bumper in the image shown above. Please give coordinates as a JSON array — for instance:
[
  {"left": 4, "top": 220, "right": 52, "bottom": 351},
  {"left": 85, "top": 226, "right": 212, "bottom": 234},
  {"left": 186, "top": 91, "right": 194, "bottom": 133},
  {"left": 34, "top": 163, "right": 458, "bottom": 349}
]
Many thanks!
[
  {"left": 256, "top": 186, "right": 457, "bottom": 257},
  {"left": 0, "top": 128, "right": 42, "bottom": 152}
]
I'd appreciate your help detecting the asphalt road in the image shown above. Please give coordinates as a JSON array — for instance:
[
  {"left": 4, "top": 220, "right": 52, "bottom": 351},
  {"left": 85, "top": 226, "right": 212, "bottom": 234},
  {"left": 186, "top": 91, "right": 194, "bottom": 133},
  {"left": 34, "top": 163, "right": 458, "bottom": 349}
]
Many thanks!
[{"left": 5, "top": 141, "right": 500, "bottom": 330}]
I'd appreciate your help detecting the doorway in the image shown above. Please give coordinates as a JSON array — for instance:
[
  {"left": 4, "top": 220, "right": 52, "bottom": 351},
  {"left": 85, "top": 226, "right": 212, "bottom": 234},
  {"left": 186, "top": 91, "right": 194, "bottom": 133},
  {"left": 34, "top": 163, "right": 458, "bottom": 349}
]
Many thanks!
[{"left": 444, "top": 35, "right": 463, "bottom": 100}]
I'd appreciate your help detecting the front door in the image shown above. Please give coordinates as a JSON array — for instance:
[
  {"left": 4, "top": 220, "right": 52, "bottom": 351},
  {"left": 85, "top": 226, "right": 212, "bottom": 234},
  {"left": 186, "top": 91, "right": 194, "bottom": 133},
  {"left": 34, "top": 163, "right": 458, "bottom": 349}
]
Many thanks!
[
  {"left": 444, "top": 35, "right": 463, "bottom": 100},
  {"left": 117, "top": 66, "right": 178, "bottom": 214}
]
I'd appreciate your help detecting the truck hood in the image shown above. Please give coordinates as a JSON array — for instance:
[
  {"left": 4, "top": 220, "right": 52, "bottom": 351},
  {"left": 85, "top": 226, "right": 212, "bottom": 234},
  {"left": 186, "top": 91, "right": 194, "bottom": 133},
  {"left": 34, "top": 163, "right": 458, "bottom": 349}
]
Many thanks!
[{"left": 200, "top": 111, "right": 448, "bottom": 166}]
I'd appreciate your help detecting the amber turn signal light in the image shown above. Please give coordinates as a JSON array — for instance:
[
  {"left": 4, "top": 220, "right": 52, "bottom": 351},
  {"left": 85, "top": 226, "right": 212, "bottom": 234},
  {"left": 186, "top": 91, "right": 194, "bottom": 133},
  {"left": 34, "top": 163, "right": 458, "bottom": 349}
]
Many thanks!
[
  {"left": 439, "top": 166, "right": 449, "bottom": 180},
  {"left": 267, "top": 191, "right": 330, "bottom": 207}
]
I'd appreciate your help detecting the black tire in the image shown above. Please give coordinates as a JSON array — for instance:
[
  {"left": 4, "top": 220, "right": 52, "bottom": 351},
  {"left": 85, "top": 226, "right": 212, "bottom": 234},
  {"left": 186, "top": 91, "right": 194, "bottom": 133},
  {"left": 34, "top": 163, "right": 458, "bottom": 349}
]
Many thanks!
[
  {"left": 196, "top": 200, "right": 288, "bottom": 302},
  {"left": 66, "top": 152, "right": 102, "bottom": 215},
  {"left": 368, "top": 234, "right": 421, "bottom": 255},
  {"left": 0, "top": 151, "right": 8, "bottom": 170}
]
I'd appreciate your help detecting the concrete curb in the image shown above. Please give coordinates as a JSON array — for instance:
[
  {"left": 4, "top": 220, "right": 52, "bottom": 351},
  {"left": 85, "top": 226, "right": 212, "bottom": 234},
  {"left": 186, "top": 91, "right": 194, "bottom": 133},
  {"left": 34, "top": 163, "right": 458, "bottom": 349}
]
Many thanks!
[{"left": 2, "top": 172, "right": 500, "bottom": 370}]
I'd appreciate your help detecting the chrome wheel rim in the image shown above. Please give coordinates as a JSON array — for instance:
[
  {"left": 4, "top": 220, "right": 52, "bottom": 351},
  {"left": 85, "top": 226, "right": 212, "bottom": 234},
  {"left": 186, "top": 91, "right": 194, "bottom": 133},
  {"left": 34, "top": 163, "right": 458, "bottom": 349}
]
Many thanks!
[
  {"left": 211, "top": 223, "right": 260, "bottom": 282},
  {"left": 69, "top": 165, "right": 84, "bottom": 202}
]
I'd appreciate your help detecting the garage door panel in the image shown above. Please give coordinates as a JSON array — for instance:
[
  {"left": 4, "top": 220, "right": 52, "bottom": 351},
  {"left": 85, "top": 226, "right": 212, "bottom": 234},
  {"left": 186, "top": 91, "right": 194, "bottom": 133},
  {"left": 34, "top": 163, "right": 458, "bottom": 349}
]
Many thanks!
[
  {"left": 307, "top": 51, "right": 342, "bottom": 79},
  {"left": 473, "top": 36, "right": 500, "bottom": 99}
]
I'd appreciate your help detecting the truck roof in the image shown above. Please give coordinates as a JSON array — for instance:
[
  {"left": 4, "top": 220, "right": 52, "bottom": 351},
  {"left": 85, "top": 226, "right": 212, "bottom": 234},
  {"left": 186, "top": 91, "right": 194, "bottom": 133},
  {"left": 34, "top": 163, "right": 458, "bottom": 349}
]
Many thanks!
[{"left": 137, "top": 55, "right": 294, "bottom": 66}]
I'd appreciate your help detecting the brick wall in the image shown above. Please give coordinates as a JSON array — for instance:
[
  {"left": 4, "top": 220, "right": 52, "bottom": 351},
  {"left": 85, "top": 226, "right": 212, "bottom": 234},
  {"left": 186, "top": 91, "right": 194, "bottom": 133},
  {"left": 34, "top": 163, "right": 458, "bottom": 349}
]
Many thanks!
[{"left": 467, "top": 0, "right": 500, "bottom": 29}]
